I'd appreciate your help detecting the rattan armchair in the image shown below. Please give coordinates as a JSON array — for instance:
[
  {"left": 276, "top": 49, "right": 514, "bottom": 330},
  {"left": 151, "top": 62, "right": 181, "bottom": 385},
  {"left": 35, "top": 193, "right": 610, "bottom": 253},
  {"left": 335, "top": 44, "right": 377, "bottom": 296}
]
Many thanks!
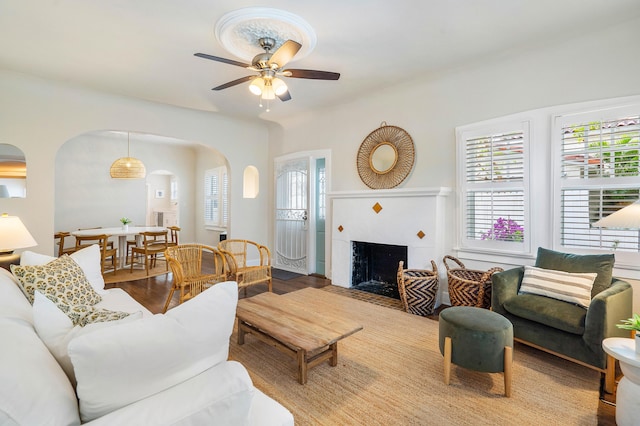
[
  {"left": 218, "top": 239, "right": 272, "bottom": 295},
  {"left": 163, "top": 244, "right": 226, "bottom": 312}
]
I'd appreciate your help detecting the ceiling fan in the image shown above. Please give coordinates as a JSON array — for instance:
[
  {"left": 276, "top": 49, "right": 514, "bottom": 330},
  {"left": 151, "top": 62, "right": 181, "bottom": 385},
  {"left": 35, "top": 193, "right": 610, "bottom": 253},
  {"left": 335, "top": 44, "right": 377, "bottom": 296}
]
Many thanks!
[{"left": 195, "top": 37, "right": 340, "bottom": 104}]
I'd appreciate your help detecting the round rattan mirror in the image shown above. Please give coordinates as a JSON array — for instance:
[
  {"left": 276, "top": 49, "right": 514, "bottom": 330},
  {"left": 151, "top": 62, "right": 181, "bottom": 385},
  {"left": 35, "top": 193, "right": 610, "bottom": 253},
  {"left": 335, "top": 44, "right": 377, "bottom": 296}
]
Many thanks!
[{"left": 357, "top": 123, "right": 415, "bottom": 189}]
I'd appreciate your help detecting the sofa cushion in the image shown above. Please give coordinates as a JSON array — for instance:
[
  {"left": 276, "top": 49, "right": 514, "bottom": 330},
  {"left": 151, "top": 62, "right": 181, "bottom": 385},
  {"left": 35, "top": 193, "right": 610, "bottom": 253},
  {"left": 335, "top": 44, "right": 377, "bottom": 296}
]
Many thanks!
[
  {"left": 68, "top": 281, "right": 238, "bottom": 422},
  {"left": 0, "top": 268, "right": 33, "bottom": 324},
  {"left": 0, "top": 318, "right": 81, "bottom": 426},
  {"left": 21, "top": 245, "right": 107, "bottom": 295},
  {"left": 519, "top": 265, "right": 596, "bottom": 308},
  {"left": 33, "top": 291, "right": 142, "bottom": 385},
  {"left": 11, "top": 255, "right": 102, "bottom": 306},
  {"left": 535, "top": 247, "right": 614, "bottom": 298},
  {"left": 504, "top": 293, "right": 587, "bottom": 335},
  {"left": 85, "top": 361, "right": 255, "bottom": 426}
]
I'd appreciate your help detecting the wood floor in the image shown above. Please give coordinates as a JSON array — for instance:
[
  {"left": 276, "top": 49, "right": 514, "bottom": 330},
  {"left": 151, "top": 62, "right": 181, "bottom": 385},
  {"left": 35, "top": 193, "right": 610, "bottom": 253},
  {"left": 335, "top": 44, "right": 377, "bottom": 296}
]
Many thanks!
[{"left": 107, "top": 272, "right": 617, "bottom": 425}]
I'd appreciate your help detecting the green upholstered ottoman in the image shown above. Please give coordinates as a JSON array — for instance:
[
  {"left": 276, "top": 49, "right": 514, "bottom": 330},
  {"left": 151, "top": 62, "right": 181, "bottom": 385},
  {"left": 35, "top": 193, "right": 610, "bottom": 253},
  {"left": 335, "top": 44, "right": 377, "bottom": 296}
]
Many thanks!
[{"left": 438, "top": 306, "right": 514, "bottom": 396}]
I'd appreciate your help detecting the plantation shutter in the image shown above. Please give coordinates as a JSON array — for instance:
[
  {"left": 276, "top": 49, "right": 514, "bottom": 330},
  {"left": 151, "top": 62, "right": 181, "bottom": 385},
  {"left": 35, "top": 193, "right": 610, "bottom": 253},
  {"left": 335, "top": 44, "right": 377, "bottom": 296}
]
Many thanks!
[
  {"left": 463, "top": 130, "right": 526, "bottom": 243},
  {"left": 204, "top": 171, "right": 219, "bottom": 225},
  {"left": 559, "top": 114, "right": 640, "bottom": 251}
]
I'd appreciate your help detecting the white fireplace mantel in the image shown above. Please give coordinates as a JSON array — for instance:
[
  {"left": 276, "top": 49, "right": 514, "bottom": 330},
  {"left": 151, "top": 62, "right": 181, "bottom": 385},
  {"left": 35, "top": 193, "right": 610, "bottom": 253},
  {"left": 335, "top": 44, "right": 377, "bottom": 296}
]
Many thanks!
[{"left": 328, "top": 187, "right": 452, "bottom": 290}]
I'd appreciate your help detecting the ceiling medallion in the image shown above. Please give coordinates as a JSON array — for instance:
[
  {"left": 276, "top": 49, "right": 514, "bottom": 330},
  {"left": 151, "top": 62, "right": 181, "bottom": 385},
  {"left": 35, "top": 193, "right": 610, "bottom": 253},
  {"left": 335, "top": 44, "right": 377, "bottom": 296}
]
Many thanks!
[{"left": 215, "top": 7, "right": 317, "bottom": 62}]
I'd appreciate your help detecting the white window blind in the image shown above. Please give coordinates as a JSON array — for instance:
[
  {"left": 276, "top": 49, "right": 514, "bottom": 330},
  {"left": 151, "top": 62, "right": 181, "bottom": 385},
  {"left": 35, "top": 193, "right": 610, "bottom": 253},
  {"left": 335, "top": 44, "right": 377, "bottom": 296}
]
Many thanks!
[
  {"left": 558, "top": 113, "right": 640, "bottom": 251},
  {"left": 459, "top": 125, "right": 527, "bottom": 248},
  {"left": 204, "top": 167, "right": 228, "bottom": 228}
]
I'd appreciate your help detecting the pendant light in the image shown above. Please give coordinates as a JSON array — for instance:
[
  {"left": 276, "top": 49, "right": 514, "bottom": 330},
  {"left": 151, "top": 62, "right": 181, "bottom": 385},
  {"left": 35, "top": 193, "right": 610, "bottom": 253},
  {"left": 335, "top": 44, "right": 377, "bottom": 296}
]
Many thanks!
[{"left": 110, "top": 132, "right": 146, "bottom": 179}]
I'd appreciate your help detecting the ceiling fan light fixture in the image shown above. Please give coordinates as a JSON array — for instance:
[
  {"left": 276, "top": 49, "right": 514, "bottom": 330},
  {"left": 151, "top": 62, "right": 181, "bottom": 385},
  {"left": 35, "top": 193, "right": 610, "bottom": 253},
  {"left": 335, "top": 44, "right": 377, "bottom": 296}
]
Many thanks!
[
  {"left": 249, "top": 78, "right": 264, "bottom": 95},
  {"left": 261, "top": 83, "right": 276, "bottom": 100},
  {"left": 272, "top": 77, "right": 288, "bottom": 96}
]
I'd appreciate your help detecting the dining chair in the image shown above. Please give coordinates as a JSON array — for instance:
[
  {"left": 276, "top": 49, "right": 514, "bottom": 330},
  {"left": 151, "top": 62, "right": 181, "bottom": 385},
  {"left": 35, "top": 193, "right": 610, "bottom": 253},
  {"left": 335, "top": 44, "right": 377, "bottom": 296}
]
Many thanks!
[
  {"left": 77, "top": 227, "right": 114, "bottom": 250},
  {"left": 74, "top": 234, "right": 117, "bottom": 275},
  {"left": 54, "top": 231, "right": 76, "bottom": 257},
  {"left": 130, "top": 230, "right": 169, "bottom": 274},
  {"left": 163, "top": 244, "right": 226, "bottom": 312},
  {"left": 218, "top": 239, "right": 272, "bottom": 295},
  {"left": 167, "top": 226, "right": 181, "bottom": 248}
]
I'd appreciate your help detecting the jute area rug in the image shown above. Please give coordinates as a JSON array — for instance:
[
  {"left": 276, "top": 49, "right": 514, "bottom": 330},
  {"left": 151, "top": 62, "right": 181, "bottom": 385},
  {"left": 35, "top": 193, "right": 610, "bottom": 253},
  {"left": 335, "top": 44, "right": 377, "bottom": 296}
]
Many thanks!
[{"left": 229, "top": 287, "right": 600, "bottom": 426}]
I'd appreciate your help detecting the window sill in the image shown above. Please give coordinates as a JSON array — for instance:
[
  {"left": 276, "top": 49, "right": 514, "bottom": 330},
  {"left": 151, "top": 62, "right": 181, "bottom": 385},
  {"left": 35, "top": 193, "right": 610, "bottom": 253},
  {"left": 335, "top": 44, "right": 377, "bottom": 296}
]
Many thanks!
[{"left": 205, "top": 226, "right": 227, "bottom": 232}]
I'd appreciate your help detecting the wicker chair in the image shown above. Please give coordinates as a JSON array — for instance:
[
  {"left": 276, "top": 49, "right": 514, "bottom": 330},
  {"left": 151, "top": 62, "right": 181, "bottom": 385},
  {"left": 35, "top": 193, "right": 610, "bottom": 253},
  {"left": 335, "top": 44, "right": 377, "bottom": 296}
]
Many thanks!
[
  {"left": 163, "top": 244, "right": 226, "bottom": 312},
  {"left": 218, "top": 239, "right": 272, "bottom": 295}
]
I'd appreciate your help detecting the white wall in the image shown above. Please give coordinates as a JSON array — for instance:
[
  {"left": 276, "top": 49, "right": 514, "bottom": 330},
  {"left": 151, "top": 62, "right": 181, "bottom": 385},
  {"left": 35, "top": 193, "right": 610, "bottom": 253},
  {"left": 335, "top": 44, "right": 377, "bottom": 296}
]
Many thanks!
[
  {"left": 0, "top": 70, "right": 270, "bottom": 256},
  {"left": 270, "top": 17, "right": 640, "bottom": 310},
  {"left": 54, "top": 133, "right": 195, "bottom": 244}
]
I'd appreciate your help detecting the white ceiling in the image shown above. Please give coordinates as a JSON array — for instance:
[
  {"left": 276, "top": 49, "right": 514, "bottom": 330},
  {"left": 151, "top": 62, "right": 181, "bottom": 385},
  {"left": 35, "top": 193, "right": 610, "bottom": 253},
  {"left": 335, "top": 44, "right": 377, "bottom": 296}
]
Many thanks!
[{"left": 1, "top": 0, "right": 639, "bottom": 123}]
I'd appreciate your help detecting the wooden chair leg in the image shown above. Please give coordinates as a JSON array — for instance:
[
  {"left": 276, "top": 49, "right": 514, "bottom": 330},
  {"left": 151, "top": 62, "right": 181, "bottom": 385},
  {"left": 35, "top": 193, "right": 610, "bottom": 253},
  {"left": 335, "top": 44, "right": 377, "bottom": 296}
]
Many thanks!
[
  {"left": 605, "top": 354, "right": 616, "bottom": 394},
  {"left": 504, "top": 346, "right": 513, "bottom": 397},
  {"left": 163, "top": 288, "right": 175, "bottom": 313},
  {"left": 443, "top": 336, "right": 452, "bottom": 385}
]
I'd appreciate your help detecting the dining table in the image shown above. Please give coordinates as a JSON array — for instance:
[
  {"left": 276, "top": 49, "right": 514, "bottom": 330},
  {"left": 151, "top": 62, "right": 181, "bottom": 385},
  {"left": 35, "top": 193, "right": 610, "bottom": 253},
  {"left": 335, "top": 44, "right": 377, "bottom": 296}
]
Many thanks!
[{"left": 71, "top": 226, "right": 166, "bottom": 269}]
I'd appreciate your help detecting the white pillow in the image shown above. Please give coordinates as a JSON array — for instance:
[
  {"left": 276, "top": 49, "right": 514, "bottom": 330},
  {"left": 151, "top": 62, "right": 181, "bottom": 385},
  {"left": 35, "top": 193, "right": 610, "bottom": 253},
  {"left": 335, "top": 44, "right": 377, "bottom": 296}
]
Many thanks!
[
  {"left": 519, "top": 265, "right": 597, "bottom": 308},
  {"left": 20, "top": 244, "right": 106, "bottom": 294},
  {"left": 33, "top": 291, "right": 142, "bottom": 386},
  {"left": 68, "top": 281, "right": 239, "bottom": 422}
]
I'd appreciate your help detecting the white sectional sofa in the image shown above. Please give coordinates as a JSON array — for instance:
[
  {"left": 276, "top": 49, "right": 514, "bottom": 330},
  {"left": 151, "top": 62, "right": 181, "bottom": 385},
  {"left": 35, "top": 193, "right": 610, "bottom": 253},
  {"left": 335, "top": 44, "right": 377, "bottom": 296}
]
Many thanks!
[{"left": 0, "top": 246, "right": 294, "bottom": 425}]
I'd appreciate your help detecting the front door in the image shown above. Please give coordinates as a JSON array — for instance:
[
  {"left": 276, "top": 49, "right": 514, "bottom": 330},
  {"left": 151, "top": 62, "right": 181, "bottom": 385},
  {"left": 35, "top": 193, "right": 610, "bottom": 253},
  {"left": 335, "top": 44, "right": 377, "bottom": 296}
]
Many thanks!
[{"left": 274, "top": 157, "right": 309, "bottom": 274}]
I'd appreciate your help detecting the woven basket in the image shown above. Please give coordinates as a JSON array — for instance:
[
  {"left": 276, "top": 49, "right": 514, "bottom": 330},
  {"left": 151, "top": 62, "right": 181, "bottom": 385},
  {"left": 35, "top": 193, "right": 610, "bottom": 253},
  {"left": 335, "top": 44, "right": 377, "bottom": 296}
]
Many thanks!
[
  {"left": 397, "top": 260, "right": 439, "bottom": 316},
  {"left": 443, "top": 255, "right": 503, "bottom": 309}
]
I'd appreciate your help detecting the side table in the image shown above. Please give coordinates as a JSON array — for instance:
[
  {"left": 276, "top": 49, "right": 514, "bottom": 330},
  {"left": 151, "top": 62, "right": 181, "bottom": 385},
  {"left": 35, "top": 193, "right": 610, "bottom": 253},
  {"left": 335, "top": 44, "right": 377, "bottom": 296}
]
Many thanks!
[{"left": 602, "top": 337, "right": 640, "bottom": 426}]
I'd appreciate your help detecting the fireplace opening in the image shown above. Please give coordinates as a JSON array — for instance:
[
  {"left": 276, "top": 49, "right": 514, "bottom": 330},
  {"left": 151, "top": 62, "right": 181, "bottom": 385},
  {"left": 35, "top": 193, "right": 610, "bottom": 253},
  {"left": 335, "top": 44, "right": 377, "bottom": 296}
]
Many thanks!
[{"left": 351, "top": 241, "right": 407, "bottom": 299}]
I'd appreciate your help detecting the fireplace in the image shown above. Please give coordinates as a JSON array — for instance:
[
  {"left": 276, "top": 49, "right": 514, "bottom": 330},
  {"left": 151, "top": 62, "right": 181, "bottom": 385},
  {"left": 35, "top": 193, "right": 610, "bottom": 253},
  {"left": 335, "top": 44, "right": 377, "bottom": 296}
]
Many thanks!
[
  {"left": 351, "top": 241, "right": 407, "bottom": 299},
  {"left": 329, "top": 187, "right": 452, "bottom": 304}
]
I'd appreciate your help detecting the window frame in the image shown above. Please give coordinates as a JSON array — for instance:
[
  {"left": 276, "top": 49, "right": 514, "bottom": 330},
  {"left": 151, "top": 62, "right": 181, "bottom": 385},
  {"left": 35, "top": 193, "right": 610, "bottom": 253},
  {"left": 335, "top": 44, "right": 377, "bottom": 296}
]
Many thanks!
[
  {"left": 204, "top": 166, "right": 228, "bottom": 230},
  {"left": 456, "top": 120, "right": 531, "bottom": 255},
  {"left": 552, "top": 104, "right": 640, "bottom": 268}
]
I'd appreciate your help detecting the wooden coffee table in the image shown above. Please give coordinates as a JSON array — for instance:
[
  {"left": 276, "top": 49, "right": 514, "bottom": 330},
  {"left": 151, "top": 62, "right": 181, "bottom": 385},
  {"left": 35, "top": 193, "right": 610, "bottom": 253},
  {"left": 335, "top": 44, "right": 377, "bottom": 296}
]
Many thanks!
[{"left": 236, "top": 290, "right": 363, "bottom": 384}]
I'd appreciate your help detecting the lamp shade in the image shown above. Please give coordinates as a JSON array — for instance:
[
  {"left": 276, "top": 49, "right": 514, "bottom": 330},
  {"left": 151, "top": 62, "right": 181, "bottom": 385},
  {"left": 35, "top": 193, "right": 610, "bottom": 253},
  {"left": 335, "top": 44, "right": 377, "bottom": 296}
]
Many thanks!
[
  {"left": 110, "top": 157, "right": 146, "bottom": 179},
  {"left": 0, "top": 213, "right": 37, "bottom": 253},
  {"left": 593, "top": 200, "right": 640, "bottom": 229},
  {"left": 110, "top": 132, "right": 146, "bottom": 179}
]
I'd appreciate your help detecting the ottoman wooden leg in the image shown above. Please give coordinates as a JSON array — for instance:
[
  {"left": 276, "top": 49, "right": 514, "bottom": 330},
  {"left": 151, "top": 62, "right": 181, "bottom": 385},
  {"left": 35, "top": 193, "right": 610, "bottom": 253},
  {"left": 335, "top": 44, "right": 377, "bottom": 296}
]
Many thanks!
[
  {"left": 444, "top": 336, "right": 452, "bottom": 385},
  {"left": 504, "top": 346, "right": 513, "bottom": 397}
]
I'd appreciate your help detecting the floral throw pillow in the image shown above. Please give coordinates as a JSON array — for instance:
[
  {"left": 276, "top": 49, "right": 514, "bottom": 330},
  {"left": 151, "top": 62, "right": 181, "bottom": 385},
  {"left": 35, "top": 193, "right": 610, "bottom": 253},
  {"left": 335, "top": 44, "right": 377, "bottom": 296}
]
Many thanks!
[
  {"left": 43, "top": 292, "right": 131, "bottom": 326},
  {"left": 11, "top": 255, "right": 102, "bottom": 306}
]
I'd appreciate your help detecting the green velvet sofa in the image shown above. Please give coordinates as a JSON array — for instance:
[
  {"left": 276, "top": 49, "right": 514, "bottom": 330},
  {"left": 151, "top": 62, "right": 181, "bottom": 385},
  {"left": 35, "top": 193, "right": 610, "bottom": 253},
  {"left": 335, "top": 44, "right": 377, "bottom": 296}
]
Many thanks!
[{"left": 492, "top": 248, "right": 632, "bottom": 393}]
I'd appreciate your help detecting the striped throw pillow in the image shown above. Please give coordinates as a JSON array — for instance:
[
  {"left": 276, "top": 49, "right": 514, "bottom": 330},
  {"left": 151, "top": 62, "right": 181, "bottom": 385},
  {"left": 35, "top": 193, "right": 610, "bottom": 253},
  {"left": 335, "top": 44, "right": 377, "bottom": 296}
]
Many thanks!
[{"left": 519, "top": 265, "right": 597, "bottom": 308}]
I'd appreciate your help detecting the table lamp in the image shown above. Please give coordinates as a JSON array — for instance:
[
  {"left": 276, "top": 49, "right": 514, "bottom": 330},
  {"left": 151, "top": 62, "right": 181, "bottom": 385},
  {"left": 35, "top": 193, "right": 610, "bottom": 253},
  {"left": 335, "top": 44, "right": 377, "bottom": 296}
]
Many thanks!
[
  {"left": 593, "top": 200, "right": 640, "bottom": 229},
  {"left": 0, "top": 213, "right": 37, "bottom": 270}
]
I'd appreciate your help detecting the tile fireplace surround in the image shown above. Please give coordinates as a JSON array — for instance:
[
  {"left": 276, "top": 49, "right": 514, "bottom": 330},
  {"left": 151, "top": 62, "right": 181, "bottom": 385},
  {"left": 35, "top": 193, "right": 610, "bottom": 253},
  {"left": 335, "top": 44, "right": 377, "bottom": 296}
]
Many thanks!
[{"left": 329, "top": 187, "right": 452, "bottom": 303}]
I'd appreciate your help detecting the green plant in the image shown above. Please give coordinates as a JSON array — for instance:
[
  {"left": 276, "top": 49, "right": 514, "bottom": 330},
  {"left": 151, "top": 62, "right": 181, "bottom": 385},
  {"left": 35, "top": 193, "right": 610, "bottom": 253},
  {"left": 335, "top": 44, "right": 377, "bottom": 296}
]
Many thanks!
[
  {"left": 616, "top": 313, "right": 640, "bottom": 332},
  {"left": 120, "top": 217, "right": 132, "bottom": 225}
]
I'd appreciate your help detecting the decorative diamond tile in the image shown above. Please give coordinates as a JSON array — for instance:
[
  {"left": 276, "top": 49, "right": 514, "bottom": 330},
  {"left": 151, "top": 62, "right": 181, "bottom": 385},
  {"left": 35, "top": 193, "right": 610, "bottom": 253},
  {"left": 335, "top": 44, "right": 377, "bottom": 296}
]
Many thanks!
[
  {"left": 338, "top": 225, "right": 344, "bottom": 232},
  {"left": 417, "top": 230, "right": 426, "bottom": 239},
  {"left": 372, "top": 202, "right": 383, "bottom": 214}
]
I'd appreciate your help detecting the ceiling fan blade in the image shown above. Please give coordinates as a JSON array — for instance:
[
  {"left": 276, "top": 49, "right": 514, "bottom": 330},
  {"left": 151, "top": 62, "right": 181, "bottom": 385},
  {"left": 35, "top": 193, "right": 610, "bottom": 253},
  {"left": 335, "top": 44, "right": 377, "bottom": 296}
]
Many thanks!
[
  {"left": 267, "top": 40, "right": 302, "bottom": 68},
  {"left": 277, "top": 90, "right": 292, "bottom": 102},
  {"left": 284, "top": 69, "right": 341, "bottom": 80},
  {"left": 194, "top": 53, "right": 251, "bottom": 68},
  {"left": 212, "top": 75, "right": 256, "bottom": 91}
]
